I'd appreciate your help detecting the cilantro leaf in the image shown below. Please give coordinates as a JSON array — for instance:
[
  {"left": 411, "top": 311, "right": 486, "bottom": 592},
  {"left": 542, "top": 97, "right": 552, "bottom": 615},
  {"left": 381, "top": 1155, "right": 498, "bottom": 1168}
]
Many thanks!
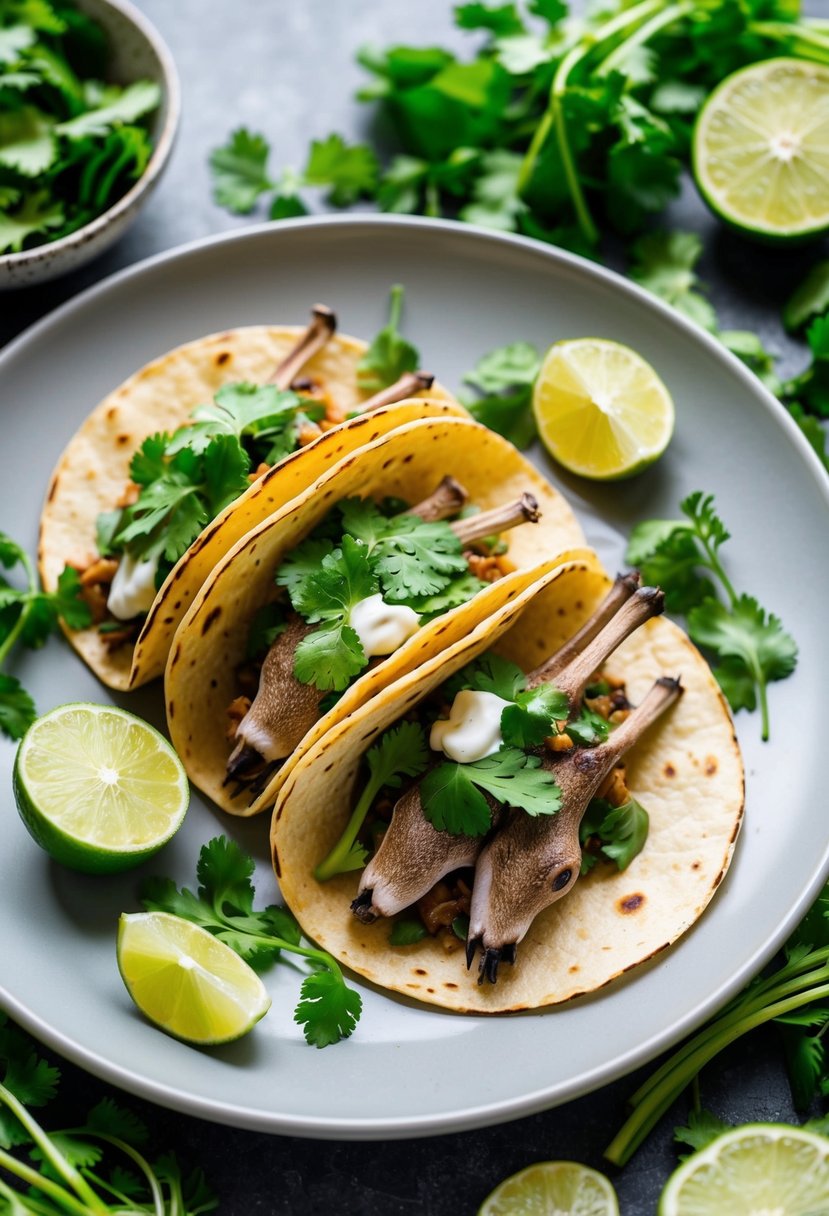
[
  {"left": 0, "top": 189, "right": 63, "bottom": 252},
  {"left": 294, "top": 969, "right": 362, "bottom": 1048},
  {"left": 389, "top": 918, "right": 429, "bottom": 945},
  {"left": 629, "top": 231, "right": 717, "bottom": 332},
  {"left": 461, "top": 340, "right": 541, "bottom": 447},
  {"left": 673, "top": 1109, "right": 731, "bottom": 1155},
  {"left": 57, "top": 80, "right": 160, "bottom": 139},
  {"left": 315, "top": 722, "right": 429, "bottom": 880},
  {"left": 454, "top": 3, "right": 525, "bottom": 36},
  {"left": 168, "top": 383, "right": 301, "bottom": 457},
  {"left": 291, "top": 535, "right": 377, "bottom": 624},
  {"left": 688, "top": 594, "right": 798, "bottom": 742},
  {"left": 500, "top": 683, "right": 569, "bottom": 748},
  {"left": 444, "top": 653, "right": 526, "bottom": 700},
  {"left": 567, "top": 706, "right": 611, "bottom": 747},
  {"left": 372, "top": 519, "right": 467, "bottom": 600},
  {"left": 293, "top": 622, "right": 366, "bottom": 692},
  {"left": 276, "top": 537, "right": 336, "bottom": 595},
  {"left": 580, "top": 797, "right": 649, "bottom": 872},
  {"left": 356, "top": 284, "right": 419, "bottom": 392},
  {"left": 202, "top": 433, "right": 252, "bottom": 516},
  {"left": 422, "top": 747, "right": 560, "bottom": 836},
  {"left": 209, "top": 127, "right": 273, "bottom": 214},
  {"left": 303, "top": 134, "right": 379, "bottom": 206}
]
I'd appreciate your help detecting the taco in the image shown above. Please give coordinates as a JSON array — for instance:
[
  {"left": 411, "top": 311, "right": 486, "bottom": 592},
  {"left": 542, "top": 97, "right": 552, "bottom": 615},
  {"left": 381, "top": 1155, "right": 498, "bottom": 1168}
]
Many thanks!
[
  {"left": 164, "top": 415, "right": 588, "bottom": 817},
  {"left": 39, "top": 302, "right": 457, "bottom": 691},
  {"left": 270, "top": 557, "right": 744, "bottom": 1013}
]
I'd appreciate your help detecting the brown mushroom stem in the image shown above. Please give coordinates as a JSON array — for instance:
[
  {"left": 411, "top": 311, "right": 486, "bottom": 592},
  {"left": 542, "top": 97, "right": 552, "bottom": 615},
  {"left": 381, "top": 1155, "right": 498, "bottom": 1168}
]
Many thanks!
[
  {"left": 450, "top": 494, "right": 540, "bottom": 546},
  {"left": 530, "top": 585, "right": 664, "bottom": 707},
  {"left": 353, "top": 370, "right": 435, "bottom": 413},
  {"left": 467, "top": 677, "right": 683, "bottom": 984},
  {"left": 268, "top": 305, "right": 337, "bottom": 390},
  {"left": 407, "top": 476, "right": 469, "bottom": 523},
  {"left": 526, "top": 571, "right": 641, "bottom": 687}
]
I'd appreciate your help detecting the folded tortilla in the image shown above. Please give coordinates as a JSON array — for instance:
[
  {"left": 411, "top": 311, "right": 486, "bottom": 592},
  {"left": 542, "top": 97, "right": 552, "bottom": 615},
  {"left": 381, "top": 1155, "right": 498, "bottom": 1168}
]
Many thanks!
[
  {"left": 271, "top": 558, "right": 745, "bottom": 1014},
  {"left": 38, "top": 324, "right": 459, "bottom": 690},
  {"left": 165, "top": 415, "right": 588, "bottom": 815}
]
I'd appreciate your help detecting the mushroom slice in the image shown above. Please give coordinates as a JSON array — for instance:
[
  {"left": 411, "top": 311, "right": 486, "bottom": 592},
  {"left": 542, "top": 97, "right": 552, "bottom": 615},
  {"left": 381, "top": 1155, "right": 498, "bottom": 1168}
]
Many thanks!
[{"left": 269, "top": 305, "right": 337, "bottom": 390}]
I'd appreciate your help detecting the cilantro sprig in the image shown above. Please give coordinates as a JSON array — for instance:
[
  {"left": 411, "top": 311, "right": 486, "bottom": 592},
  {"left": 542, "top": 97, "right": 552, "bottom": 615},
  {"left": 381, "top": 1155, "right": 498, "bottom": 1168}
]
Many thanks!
[
  {"left": 0, "top": 533, "right": 91, "bottom": 740},
  {"left": 356, "top": 284, "right": 419, "bottom": 392},
  {"left": 421, "top": 745, "right": 561, "bottom": 836},
  {"left": 315, "top": 722, "right": 429, "bottom": 881},
  {"left": 0, "top": 1012, "right": 216, "bottom": 1214},
  {"left": 0, "top": 3, "right": 160, "bottom": 254},
  {"left": 143, "top": 837, "right": 362, "bottom": 1048},
  {"left": 626, "top": 492, "right": 797, "bottom": 741},
  {"left": 101, "top": 384, "right": 318, "bottom": 570},
  {"left": 580, "top": 797, "right": 649, "bottom": 874},
  {"left": 276, "top": 497, "right": 472, "bottom": 692}
]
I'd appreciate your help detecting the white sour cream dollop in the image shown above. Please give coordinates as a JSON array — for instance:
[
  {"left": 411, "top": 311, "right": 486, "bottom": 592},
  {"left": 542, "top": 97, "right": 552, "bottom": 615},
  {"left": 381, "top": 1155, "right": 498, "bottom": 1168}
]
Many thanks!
[
  {"left": 430, "top": 689, "right": 510, "bottom": 763},
  {"left": 106, "top": 552, "right": 159, "bottom": 621},
  {"left": 349, "top": 593, "right": 420, "bottom": 658}
]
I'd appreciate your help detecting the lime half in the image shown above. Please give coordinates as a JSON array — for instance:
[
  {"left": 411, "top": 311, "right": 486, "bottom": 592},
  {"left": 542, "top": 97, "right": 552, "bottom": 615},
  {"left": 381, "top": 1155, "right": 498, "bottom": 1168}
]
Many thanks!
[
  {"left": 532, "top": 338, "right": 674, "bottom": 479},
  {"left": 118, "top": 912, "right": 271, "bottom": 1045},
  {"left": 693, "top": 58, "right": 829, "bottom": 242},
  {"left": 478, "top": 1161, "right": 619, "bottom": 1216},
  {"left": 14, "top": 703, "right": 189, "bottom": 873},
  {"left": 659, "top": 1123, "right": 829, "bottom": 1215}
]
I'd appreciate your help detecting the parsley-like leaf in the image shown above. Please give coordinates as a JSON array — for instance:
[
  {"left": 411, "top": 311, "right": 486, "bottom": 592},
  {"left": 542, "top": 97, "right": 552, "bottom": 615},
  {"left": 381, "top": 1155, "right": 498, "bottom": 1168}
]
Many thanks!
[
  {"left": 303, "top": 133, "right": 379, "bottom": 206},
  {"left": 209, "top": 127, "right": 273, "bottom": 214},
  {"left": 294, "top": 970, "right": 362, "bottom": 1048},
  {"left": 580, "top": 797, "right": 649, "bottom": 873},
  {"left": 567, "top": 706, "right": 611, "bottom": 747},
  {"left": 500, "top": 683, "right": 569, "bottom": 748},
  {"left": 356, "top": 284, "right": 419, "bottom": 392},
  {"left": 629, "top": 231, "right": 717, "bottom": 333},
  {"left": 444, "top": 653, "right": 526, "bottom": 700},
  {"left": 783, "top": 261, "right": 829, "bottom": 333},
  {"left": 422, "top": 746, "right": 560, "bottom": 836},
  {"left": 461, "top": 339, "right": 541, "bottom": 447}
]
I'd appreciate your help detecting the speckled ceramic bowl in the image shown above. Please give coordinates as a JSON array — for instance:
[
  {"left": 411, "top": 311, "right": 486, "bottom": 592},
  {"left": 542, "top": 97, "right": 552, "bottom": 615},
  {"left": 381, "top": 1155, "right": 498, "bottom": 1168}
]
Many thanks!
[{"left": 0, "top": 0, "right": 180, "bottom": 289}]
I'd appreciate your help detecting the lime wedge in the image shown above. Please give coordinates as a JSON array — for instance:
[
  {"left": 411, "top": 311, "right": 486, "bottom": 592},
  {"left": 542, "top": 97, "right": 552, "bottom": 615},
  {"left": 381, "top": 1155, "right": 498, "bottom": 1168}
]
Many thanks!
[
  {"left": 478, "top": 1161, "right": 619, "bottom": 1216},
  {"left": 659, "top": 1123, "right": 829, "bottom": 1215},
  {"left": 693, "top": 59, "right": 829, "bottom": 242},
  {"left": 532, "top": 338, "right": 674, "bottom": 479},
  {"left": 14, "top": 703, "right": 189, "bottom": 873},
  {"left": 117, "top": 912, "right": 271, "bottom": 1045}
]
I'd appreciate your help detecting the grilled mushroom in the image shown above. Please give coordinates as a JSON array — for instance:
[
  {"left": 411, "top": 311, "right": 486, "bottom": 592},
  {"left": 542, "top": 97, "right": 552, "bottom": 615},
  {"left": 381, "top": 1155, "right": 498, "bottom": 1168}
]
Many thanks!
[
  {"left": 354, "top": 370, "right": 435, "bottom": 413},
  {"left": 269, "top": 305, "right": 337, "bottom": 390},
  {"left": 467, "top": 676, "right": 683, "bottom": 984},
  {"left": 351, "top": 582, "right": 663, "bottom": 923}
]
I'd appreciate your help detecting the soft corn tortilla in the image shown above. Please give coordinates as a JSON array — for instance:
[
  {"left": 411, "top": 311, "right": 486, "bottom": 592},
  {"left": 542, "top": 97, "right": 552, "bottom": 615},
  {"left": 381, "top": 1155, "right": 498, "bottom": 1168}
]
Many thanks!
[
  {"left": 271, "top": 560, "right": 745, "bottom": 1014},
  {"left": 165, "top": 415, "right": 588, "bottom": 816},
  {"left": 38, "top": 323, "right": 458, "bottom": 690}
]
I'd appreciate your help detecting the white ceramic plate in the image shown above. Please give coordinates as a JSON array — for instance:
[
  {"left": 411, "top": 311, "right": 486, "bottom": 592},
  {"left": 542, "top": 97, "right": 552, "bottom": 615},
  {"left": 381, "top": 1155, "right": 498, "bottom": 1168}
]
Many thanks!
[{"left": 1, "top": 216, "right": 827, "bottom": 1139}]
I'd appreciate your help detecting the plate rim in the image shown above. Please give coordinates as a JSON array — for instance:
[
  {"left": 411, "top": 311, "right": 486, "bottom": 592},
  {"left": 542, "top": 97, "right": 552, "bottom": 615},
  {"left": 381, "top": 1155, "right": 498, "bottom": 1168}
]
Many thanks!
[{"left": 2, "top": 213, "right": 828, "bottom": 1140}]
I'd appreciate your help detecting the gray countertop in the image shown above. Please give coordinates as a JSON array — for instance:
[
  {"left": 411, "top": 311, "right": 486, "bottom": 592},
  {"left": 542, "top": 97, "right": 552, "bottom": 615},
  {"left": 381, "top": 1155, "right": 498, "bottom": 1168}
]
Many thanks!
[{"left": 2, "top": 2, "right": 826, "bottom": 1212}]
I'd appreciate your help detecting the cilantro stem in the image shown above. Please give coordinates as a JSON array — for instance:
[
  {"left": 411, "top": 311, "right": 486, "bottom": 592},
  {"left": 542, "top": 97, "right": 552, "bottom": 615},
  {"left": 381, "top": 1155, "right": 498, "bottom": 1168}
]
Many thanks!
[
  {"left": 0, "top": 1080, "right": 110, "bottom": 1214},
  {"left": 750, "top": 21, "right": 829, "bottom": 64},
  {"left": 596, "top": 2, "right": 690, "bottom": 77},
  {"left": 245, "top": 931, "right": 347, "bottom": 981},
  {"left": 0, "top": 1144, "right": 99, "bottom": 1216},
  {"left": 81, "top": 1133, "right": 165, "bottom": 1216},
  {"left": 517, "top": 0, "right": 666, "bottom": 242},
  {"left": 605, "top": 974, "right": 829, "bottom": 1166},
  {"left": 314, "top": 773, "right": 382, "bottom": 882},
  {"left": 0, "top": 546, "right": 36, "bottom": 670}
]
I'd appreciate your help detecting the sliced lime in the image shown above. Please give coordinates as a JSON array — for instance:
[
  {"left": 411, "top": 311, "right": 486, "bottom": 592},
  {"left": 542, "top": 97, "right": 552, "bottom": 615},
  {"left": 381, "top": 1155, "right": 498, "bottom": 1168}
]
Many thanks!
[
  {"left": 14, "top": 703, "right": 189, "bottom": 873},
  {"left": 693, "top": 58, "right": 829, "bottom": 242},
  {"left": 532, "top": 337, "right": 674, "bottom": 480},
  {"left": 117, "top": 911, "right": 271, "bottom": 1045},
  {"left": 659, "top": 1123, "right": 829, "bottom": 1215},
  {"left": 478, "top": 1161, "right": 619, "bottom": 1215}
]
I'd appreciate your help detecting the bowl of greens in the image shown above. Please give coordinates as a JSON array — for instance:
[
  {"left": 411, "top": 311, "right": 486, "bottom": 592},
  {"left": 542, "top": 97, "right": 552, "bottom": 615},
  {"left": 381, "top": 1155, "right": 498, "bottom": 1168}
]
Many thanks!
[{"left": 0, "top": 0, "right": 179, "bottom": 287}]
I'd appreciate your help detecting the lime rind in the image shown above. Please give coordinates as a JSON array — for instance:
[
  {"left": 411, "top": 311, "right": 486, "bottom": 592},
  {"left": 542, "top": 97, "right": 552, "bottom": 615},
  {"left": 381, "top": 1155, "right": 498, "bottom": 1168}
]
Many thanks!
[
  {"left": 14, "top": 702, "right": 189, "bottom": 873},
  {"left": 117, "top": 912, "right": 271, "bottom": 1046},
  {"left": 693, "top": 59, "right": 829, "bottom": 242},
  {"left": 659, "top": 1123, "right": 829, "bottom": 1215}
]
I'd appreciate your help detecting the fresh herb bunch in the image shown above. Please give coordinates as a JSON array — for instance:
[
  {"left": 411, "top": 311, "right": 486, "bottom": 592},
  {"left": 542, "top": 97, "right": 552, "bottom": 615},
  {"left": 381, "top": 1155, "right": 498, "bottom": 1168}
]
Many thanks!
[
  {"left": 142, "top": 836, "right": 362, "bottom": 1048},
  {"left": 0, "top": 0, "right": 160, "bottom": 254},
  {"left": 605, "top": 878, "right": 829, "bottom": 1167},
  {"left": 276, "top": 497, "right": 481, "bottom": 692},
  {"left": 97, "top": 384, "right": 322, "bottom": 573},
  {"left": 0, "top": 532, "right": 90, "bottom": 740},
  {"left": 0, "top": 1012, "right": 216, "bottom": 1214},
  {"left": 209, "top": 1, "right": 827, "bottom": 249},
  {"left": 626, "top": 491, "right": 797, "bottom": 741}
]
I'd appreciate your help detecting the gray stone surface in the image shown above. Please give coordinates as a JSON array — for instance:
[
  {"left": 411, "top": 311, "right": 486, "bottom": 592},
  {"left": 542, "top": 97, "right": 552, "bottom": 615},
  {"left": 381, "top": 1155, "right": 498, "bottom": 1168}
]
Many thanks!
[{"left": 2, "top": 1, "right": 826, "bottom": 1212}]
